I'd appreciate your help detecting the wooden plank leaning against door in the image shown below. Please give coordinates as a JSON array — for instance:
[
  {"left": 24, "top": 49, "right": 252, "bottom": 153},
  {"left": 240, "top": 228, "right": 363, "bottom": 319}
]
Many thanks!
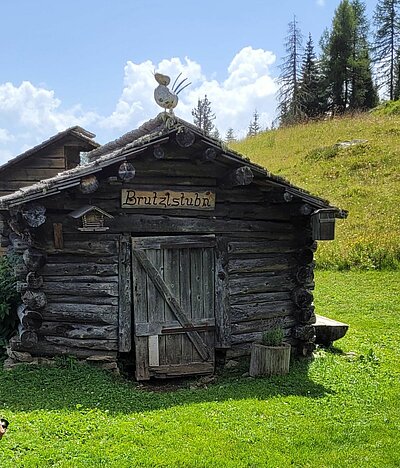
[{"left": 132, "top": 249, "right": 211, "bottom": 361}]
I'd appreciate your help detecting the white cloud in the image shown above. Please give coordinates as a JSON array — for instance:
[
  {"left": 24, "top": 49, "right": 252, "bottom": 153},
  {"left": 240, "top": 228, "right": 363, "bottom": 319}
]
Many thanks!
[
  {"left": 316, "top": 0, "right": 326, "bottom": 6},
  {"left": 0, "top": 47, "right": 278, "bottom": 166},
  {"left": 101, "top": 47, "right": 278, "bottom": 138}
]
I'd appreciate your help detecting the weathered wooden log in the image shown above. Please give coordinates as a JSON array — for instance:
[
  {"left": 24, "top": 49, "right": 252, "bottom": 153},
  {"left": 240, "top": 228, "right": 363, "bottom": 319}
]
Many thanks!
[
  {"left": 45, "top": 294, "right": 118, "bottom": 306},
  {"left": 231, "top": 316, "right": 296, "bottom": 335},
  {"left": 153, "top": 145, "right": 165, "bottom": 159},
  {"left": 118, "top": 161, "right": 136, "bottom": 181},
  {"left": 14, "top": 263, "right": 28, "bottom": 279},
  {"left": 297, "top": 306, "right": 316, "bottom": 324},
  {"left": 0, "top": 234, "right": 10, "bottom": 247},
  {"left": 44, "top": 239, "right": 118, "bottom": 256},
  {"left": 9, "top": 233, "right": 30, "bottom": 252},
  {"left": 9, "top": 335, "right": 118, "bottom": 359},
  {"left": 295, "top": 265, "right": 315, "bottom": 284},
  {"left": 230, "top": 273, "right": 296, "bottom": 296},
  {"left": 42, "top": 281, "right": 118, "bottom": 297},
  {"left": 21, "top": 203, "right": 46, "bottom": 227},
  {"left": 43, "top": 335, "right": 118, "bottom": 351},
  {"left": 22, "top": 290, "right": 47, "bottom": 310},
  {"left": 293, "top": 325, "right": 316, "bottom": 342},
  {"left": 298, "top": 204, "right": 313, "bottom": 216},
  {"left": 42, "top": 262, "right": 118, "bottom": 276},
  {"left": 249, "top": 343, "right": 291, "bottom": 377},
  {"left": 38, "top": 322, "right": 117, "bottom": 340},
  {"left": 79, "top": 175, "right": 99, "bottom": 194},
  {"left": 8, "top": 217, "right": 25, "bottom": 236},
  {"left": 227, "top": 240, "right": 297, "bottom": 255},
  {"left": 42, "top": 303, "right": 118, "bottom": 324},
  {"left": 17, "top": 305, "right": 43, "bottom": 330},
  {"left": 16, "top": 282, "right": 28, "bottom": 293},
  {"left": 291, "top": 287, "right": 313, "bottom": 308},
  {"left": 26, "top": 272, "right": 44, "bottom": 289},
  {"left": 175, "top": 128, "right": 195, "bottom": 147},
  {"left": 228, "top": 255, "right": 295, "bottom": 274},
  {"left": 226, "top": 166, "right": 254, "bottom": 186},
  {"left": 230, "top": 291, "right": 291, "bottom": 306},
  {"left": 231, "top": 301, "right": 296, "bottom": 322},
  {"left": 297, "top": 249, "right": 314, "bottom": 266},
  {"left": 18, "top": 324, "right": 38, "bottom": 348},
  {"left": 297, "top": 342, "right": 316, "bottom": 357},
  {"left": 201, "top": 148, "right": 217, "bottom": 162},
  {"left": 23, "top": 247, "right": 47, "bottom": 272}
]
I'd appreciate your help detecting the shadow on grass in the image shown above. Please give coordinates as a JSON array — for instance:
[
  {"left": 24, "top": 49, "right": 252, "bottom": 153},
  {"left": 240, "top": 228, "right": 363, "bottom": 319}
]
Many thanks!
[{"left": 0, "top": 357, "right": 333, "bottom": 415}]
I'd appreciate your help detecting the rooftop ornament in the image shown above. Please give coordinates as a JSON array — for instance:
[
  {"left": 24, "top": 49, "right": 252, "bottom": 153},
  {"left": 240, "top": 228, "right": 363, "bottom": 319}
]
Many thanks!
[{"left": 154, "top": 72, "right": 191, "bottom": 114}]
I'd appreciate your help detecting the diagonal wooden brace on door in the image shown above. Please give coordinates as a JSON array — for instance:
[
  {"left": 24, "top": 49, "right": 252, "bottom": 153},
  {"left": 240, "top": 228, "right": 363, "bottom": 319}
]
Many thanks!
[{"left": 132, "top": 249, "right": 211, "bottom": 361}]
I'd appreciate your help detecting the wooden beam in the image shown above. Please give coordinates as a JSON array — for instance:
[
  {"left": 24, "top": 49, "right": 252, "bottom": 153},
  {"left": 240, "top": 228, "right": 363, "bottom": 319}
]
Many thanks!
[
  {"left": 118, "top": 234, "right": 132, "bottom": 352},
  {"left": 215, "top": 237, "right": 231, "bottom": 348}
]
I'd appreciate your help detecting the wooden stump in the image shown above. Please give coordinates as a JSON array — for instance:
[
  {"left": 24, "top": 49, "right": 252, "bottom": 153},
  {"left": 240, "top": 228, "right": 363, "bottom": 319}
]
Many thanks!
[{"left": 249, "top": 343, "right": 291, "bottom": 377}]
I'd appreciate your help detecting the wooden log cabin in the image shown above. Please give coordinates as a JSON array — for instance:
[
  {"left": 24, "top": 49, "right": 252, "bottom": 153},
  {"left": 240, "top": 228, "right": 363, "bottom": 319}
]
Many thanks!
[
  {"left": 0, "top": 114, "right": 347, "bottom": 379},
  {"left": 0, "top": 126, "right": 99, "bottom": 255}
]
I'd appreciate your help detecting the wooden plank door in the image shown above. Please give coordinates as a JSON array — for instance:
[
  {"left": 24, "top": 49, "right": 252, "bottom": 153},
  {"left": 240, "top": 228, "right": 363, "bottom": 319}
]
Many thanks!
[{"left": 132, "top": 235, "right": 216, "bottom": 380}]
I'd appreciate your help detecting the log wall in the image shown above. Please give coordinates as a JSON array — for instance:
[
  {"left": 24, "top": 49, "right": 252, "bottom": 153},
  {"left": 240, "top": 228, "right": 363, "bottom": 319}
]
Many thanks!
[{"left": 3, "top": 139, "right": 317, "bottom": 368}]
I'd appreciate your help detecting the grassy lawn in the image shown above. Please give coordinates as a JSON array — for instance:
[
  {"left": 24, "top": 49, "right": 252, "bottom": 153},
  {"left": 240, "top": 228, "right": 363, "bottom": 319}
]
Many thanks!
[{"left": 0, "top": 271, "right": 399, "bottom": 467}]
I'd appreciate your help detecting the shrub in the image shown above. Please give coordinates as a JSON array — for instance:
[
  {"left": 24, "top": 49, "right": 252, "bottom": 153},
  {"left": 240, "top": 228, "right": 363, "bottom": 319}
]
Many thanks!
[
  {"left": 261, "top": 327, "right": 284, "bottom": 346},
  {"left": 0, "top": 255, "right": 19, "bottom": 353}
]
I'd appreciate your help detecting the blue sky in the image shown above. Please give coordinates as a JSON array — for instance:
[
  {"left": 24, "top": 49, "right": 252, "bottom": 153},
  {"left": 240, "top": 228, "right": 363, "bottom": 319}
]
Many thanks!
[{"left": 0, "top": 0, "right": 378, "bottom": 165}]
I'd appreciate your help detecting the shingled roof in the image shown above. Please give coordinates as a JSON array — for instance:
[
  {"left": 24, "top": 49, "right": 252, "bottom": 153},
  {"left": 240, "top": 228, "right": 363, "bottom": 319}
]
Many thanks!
[
  {"left": 0, "top": 126, "right": 99, "bottom": 175},
  {"left": 0, "top": 114, "right": 347, "bottom": 217}
]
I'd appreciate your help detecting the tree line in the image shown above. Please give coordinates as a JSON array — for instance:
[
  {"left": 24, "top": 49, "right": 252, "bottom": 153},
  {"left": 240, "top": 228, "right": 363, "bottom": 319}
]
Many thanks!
[{"left": 192, "top": 0, "right": 400, "bottom": 139}]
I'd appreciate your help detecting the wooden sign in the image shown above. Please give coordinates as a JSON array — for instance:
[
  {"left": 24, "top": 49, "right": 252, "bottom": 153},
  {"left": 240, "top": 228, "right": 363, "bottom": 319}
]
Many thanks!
[{"left": 122, "top": 190, "right": 215, "bottom": 210}]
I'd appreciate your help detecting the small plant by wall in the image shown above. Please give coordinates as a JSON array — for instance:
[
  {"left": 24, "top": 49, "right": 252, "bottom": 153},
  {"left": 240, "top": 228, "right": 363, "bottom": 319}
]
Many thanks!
[{"left": 0, "top": 255, "right": 18, "bottom": 354}]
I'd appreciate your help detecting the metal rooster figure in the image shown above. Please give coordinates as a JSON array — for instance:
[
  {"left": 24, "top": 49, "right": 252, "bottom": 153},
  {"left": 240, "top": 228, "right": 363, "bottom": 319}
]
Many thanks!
[{"left": 154, "top": 72, "right": 191, "bottom": 113}]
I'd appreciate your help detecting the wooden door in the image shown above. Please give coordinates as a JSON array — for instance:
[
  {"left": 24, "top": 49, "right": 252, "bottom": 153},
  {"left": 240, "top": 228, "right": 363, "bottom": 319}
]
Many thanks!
[{"left": 132, "top": 235, "right": 216, "bottom": 380}]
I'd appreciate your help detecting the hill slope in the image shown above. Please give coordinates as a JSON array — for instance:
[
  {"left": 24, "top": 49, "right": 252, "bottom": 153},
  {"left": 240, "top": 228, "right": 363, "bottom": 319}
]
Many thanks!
[{"left": 231, "top": 114, "right": 400, "bottom": 269}]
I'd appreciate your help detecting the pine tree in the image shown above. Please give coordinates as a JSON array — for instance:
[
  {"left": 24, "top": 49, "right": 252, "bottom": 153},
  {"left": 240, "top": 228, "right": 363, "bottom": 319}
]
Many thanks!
[
  {"left": 191, "top": 95, "right": 216, "bottom": 136},
  {"left": 225, "top": 128, "right": 236, "bottom": 142},
  {"left": 299, "top": 33, "right": 326, "bottom": 118},
  {"left": 277, "top": 16, "right": 306, "bottom": 125},
  {"left": 373, "top": 0, "right": 400, "bottom": 100},
  {"left": 247, "top": 110, "right": 261, "bottom": 137}
]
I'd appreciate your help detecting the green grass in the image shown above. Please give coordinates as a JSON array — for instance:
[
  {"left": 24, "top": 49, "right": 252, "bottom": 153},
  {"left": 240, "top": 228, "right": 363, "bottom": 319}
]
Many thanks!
[
  {"left": 0, "top": 271, "right": 399, "bottom": 467},
  {"left": 231, "top": 113, "right": 400, "bottom": 270}
]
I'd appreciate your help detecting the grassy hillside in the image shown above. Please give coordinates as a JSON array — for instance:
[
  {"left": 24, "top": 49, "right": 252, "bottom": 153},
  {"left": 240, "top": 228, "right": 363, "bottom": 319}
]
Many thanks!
[{"left": 231, "top": 113, "right": 400, "bottom": 270}]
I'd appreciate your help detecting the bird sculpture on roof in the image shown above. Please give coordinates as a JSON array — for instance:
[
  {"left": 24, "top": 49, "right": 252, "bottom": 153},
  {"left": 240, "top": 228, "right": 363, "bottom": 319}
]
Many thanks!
[{"left": 154, "top": 72, "right": 191, "bottom": 113}]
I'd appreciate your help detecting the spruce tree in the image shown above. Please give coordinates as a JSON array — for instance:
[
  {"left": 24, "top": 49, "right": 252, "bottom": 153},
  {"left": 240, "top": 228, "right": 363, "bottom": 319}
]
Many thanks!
[
  {"left": 299, "top": 33, "right": 326, "bottom": 118},
  {"left": 323, "top": 0, "right": 355, "bottom": 113},
  {"left": 247, "top": 110, "right": 261, "bottom": 137},
  {"left": 192, "top": 95, "right": 216, "bottom": 136},
  {"left": 373, "top": 0, "right": 400, "bottom": 100},
  {"left": 225, "top": 128, "right": 236, "bottom": 142},
  {"left": 277, "top": 16, "right": 306, "bottom": 125}
]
